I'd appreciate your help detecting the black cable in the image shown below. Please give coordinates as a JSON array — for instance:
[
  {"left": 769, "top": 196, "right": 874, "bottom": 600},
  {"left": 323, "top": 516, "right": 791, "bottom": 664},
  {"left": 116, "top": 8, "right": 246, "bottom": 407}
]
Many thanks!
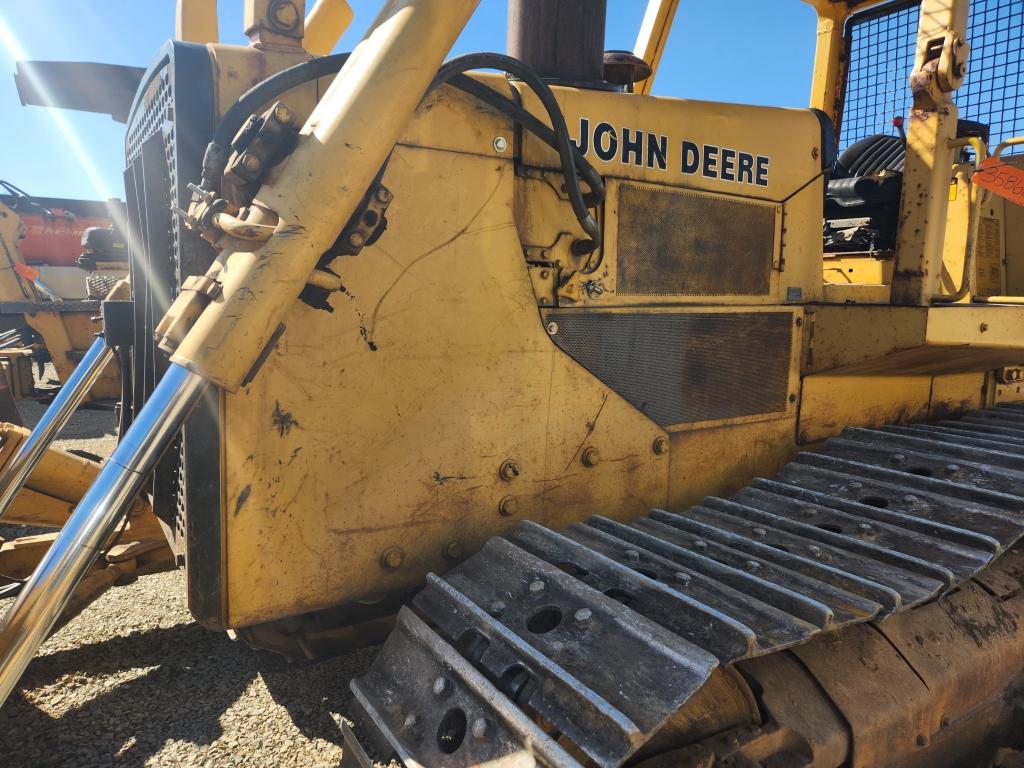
[
  {"left": 431, "top": 53, "right": 602, "bottom": 254},
  {"left": 202, "top": 51, "right": 603, "bottom": 254},
  {"left": 200, "top": 52, "right": 351, "bottom": 190},
  {"left": 447, "top": 74, "right": 604, "bottom": 204}
]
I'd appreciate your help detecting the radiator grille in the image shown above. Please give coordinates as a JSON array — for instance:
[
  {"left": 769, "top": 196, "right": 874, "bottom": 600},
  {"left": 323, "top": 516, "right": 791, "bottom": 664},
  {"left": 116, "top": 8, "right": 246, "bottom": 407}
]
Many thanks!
[
  {"left": 548, "top": 311, "right": 794, "bottom": 427},
  {"left": 615, "top": 184, "right": 776, "bottom": 297},
  {"left": 123, "top": 43, "right": 223, "bottom": 624},
  {"left": 843, "top": 0, "right": 1024, "bottom": 154}
]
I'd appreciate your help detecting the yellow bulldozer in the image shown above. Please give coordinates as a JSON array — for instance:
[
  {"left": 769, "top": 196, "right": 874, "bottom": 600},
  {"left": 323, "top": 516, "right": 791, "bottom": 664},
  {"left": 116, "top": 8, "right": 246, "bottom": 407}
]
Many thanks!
[{"left": 3, "top": 0, "right": 1024, "bottom": 765}]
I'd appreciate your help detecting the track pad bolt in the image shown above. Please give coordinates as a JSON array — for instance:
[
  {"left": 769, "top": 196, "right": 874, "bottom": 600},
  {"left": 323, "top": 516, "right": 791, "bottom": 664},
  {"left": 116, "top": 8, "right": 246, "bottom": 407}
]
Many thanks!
[
  {"left": 432, "top": 677, "right": 451, "bottom": 696},
  {"left": 808, "top": 545, "right": 822, "bottom": 558},
  {"left": 693, "top": 539, "right": 708, "bottom": 551},
  {"left": 624, "top": 549, "right": 640, "bottom": 561},
  {"left": 574, "top": 608, "right": 593, "bottom": 625},
  {"left": 945, "top": 463, "right": 960, "bottom": 475},
  {"left": 674, "top": 572, "right": 691, "bottom": 586},
  {"left": 529, "top": 579, "right": 545, "bottom": 594},
  {"left": 380, "top": 546, "right": 405, "bottom": 570},
  {"left": 753, "top": 527, "right": 767, "bottom": 538},
  {"left": 499, "top": 459, "right": 520, "bottom": 482},
  {"left": 402, "top": 713, "right": 421, "bottom": 737},
  {"left": 472, "top": 718, "right": 490, "bottom": 739},
  {"left": 581, "top": 447, "right": 600, "bottom": 467}
]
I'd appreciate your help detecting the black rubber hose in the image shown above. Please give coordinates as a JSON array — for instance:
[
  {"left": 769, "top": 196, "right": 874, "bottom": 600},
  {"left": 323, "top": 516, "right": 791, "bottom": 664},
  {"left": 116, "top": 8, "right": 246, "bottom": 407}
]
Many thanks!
[
  {"left": 431, "top": 53, "right": 602, "bottom": 253},
  {"left": 202, "top": 51, "right": 602, "bottom": 253},
  {"left": 201, "top": 52, "right": 351, "bottom": 189},
  {"left": 447, "top": 74, "right": 604, "bottom": 206}
]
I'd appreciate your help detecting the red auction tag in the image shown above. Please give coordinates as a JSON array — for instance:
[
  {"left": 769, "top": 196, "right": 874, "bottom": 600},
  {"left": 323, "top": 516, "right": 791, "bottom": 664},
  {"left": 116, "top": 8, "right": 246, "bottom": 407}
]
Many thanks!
[{"left": 974, "top": 156, "right": 1024, "bottom": 207}]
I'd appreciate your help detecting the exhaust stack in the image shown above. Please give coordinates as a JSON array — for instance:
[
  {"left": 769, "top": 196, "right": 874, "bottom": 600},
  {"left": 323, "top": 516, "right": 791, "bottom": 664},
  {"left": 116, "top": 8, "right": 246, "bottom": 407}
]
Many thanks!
[{"left": 507, "top": 0, "right": 608, "bottom": 85}]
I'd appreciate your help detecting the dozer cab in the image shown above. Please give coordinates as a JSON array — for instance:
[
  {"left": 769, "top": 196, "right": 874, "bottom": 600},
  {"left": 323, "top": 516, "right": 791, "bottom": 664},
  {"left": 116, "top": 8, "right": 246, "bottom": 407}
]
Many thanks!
[{"left": 3, "top": 0, "right": 1024, "bottom": 765}]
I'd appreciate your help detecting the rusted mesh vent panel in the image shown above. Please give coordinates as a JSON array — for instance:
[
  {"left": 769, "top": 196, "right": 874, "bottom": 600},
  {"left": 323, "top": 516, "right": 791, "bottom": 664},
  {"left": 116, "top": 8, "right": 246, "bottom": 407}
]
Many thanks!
[
  {"left": 548, "top": 311, "right": 793, "bottom": 427},
  {"left": 843, "top": 0, "right": 1024, "bottom": 155},
  {"left": 615, "top": 183, "right": 776, "bottom": 297}
]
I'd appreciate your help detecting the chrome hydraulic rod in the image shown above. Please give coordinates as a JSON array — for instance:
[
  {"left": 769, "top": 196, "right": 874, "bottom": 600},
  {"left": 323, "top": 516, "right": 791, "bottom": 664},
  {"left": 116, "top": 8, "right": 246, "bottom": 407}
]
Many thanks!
[
  {"left": 0, "top": 363, "right": 206, "bottom": 707},
  {"left": 0, "top": 336, "right": 113, "bottom": 520}
]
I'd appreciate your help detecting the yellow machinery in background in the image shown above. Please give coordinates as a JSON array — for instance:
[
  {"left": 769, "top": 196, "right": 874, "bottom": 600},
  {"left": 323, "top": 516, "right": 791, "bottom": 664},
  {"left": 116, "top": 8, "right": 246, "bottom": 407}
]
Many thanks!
[
  {"left": 0, "top": 195, "right": 123, "bottom": 402},
  {"left": 1, "top": 0, "right": 1024, "bottom": 765}
]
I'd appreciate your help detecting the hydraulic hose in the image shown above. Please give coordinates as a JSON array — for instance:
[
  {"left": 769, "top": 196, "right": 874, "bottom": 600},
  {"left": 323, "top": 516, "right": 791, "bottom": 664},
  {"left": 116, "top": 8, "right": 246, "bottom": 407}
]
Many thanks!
[
  {"left": 201, "top": 51, "right": 604, "bottom": 257},
  {"left": 432, "top": 52, "right": 603, "bottom": 254},
  {"left": 201, "top": 52, "right": 352, "bottom": 190}
]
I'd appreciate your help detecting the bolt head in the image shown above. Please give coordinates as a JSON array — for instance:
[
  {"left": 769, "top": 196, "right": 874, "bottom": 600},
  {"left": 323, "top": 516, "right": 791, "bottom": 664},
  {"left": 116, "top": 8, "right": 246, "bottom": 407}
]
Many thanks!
[
  {"left": 498, "top": 495, "right": 519, "bottom": 517},
  {"left": 891, "top": 453, "right": 906, "bottom": 465},
  {"left": 858, "top": 522, "right": 873, "bottom": 532},
  {"left": 490, "top": 601, "right": 507, "bottom": 616},
  {"left": 528, "top": 579, "right": 545, "bottom": 594},
  {"left": 499, "top": 459, "right": 520, "bottom": 482},
  {"left": 574, "top": 608, "right": 592, "bottom": 624},
  {"left": 380, "top": 546, "right": 404, "bottom": 570},
  {"left": 375, "top": 186, "right": 393, "bottom": 205},
  {"left": 903, "top": 494, "right": 918, "bottom": 504},
  {"left": 745, "top": 560, "right": 761, "bottom": 572},
  {"left": 808, "top": 545, "right": 822, "bottom": 558},
  {"left": 652, "top": 436, "right": 669, "bottom": 456},
  {"left": 674, "top": 571, "right": 691, "bottom": 585},
  {"left": 272, "top": 0, "right": 300, "bottom": 29},
  {"left": 432, "top": 676, "right": 450, "bottom": 696},
  {"left": 693, "top": 539, "right": 708, "bottom": 551},
  {"left": 945, "top": 463, "right": 960, "bottom": 474},
  {"left": 403, "top": 713, "right": 420, "bottom": 733},
  {"left": 546, "top": 321, "right": 559, "bottom": 335},
  {"left": 493, "top": 136, "right": 508, "bottom": 153},
  {"left": 848, "top": 481, "right": 863, "bottom": 490},
  {"left": 471, "top": 717, "right": 489, "bottom": 739},
  {"left": 444, "top": 541, "right": 464, "bottom": 560},
  {"left": 624, "top": 549, "right": 640, "bottom": 562},
  {"left": 273, "top": 104, "right": 294, "bottom": 125},
  {"left": 753, "top": 527, "right": 767, "bottom": 538},
  {"left": 348, "top": 231, "right": 366, "bottom": 250},
  {"left": 581, "top": 447, "right": 600, "bottom": 467}
]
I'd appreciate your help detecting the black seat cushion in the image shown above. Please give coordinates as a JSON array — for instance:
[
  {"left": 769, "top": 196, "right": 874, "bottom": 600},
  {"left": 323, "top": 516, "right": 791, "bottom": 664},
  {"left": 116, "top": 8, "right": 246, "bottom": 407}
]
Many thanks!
[{"left": 833, "top": 134, "right": 906, "bottom": 178}]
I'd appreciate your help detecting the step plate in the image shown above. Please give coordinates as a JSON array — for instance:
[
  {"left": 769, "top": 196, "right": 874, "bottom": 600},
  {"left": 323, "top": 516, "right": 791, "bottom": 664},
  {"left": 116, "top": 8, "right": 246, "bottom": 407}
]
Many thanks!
[{"left": 349, "top": 407, "right": 1024, "bottom": 768}]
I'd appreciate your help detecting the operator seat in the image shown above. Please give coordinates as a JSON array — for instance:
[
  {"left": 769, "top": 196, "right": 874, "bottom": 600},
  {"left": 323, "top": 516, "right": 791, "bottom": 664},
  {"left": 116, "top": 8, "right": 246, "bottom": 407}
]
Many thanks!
[
  {"left": 825, "top": 134, "right": 905, "bottom": 219},
  {"left": 823, "top": 120, "right": 989, "bottom": 253}
]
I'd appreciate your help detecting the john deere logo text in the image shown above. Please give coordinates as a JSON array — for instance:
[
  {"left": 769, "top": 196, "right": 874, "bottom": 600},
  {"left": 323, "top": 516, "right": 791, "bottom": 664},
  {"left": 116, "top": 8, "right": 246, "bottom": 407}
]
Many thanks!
[{"left": 572, "top": 118, "right": 770, "bottom": 187}]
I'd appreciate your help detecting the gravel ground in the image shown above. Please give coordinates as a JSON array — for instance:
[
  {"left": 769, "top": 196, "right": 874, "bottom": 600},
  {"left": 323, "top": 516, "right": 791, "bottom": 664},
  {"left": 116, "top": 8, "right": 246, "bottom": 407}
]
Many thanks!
[{"left": 0, "top": 382, "right": 377, "bottom": 767}]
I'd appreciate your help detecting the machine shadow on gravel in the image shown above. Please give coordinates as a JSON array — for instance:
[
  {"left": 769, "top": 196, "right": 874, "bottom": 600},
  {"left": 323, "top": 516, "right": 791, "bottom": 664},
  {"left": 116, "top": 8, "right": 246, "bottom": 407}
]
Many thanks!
[{"left": 0, "top": 620, "right": 374, "bottom": 767}]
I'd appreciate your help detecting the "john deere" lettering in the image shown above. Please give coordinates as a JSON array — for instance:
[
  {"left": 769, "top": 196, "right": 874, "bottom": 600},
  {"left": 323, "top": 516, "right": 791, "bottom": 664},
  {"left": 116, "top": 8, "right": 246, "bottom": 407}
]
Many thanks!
[{"left": 572, "top": 118, "right": 770, "bottom": 187}]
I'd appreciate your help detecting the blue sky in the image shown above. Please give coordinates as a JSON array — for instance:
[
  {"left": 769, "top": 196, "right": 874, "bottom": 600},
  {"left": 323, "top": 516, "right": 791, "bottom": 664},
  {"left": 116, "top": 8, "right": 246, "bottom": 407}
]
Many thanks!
[{"left": 0, "top": 1, "right": 816, "bottom": 201}]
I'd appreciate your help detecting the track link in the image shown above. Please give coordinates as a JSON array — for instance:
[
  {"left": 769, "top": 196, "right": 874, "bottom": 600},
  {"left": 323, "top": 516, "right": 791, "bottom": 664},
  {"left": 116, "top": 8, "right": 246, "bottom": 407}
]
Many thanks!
[{"left": 348, "top": 406, "right": 1024, "bottom": 768}]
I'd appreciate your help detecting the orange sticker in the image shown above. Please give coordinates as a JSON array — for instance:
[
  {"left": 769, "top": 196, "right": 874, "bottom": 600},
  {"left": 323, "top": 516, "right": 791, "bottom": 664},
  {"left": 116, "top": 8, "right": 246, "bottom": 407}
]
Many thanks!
[
  {"left": 13, "top": 263, "right": 38, "bottom": 281},
  {"left": 974, "top": 156, "right": 1024, "bottom": 207}
]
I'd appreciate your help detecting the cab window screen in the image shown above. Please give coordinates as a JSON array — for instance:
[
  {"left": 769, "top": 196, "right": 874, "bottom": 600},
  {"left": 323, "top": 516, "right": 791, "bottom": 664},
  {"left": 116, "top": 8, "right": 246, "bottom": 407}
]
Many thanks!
[{"left": 841, "top": 0, "right": 1024, "bottom": 154}]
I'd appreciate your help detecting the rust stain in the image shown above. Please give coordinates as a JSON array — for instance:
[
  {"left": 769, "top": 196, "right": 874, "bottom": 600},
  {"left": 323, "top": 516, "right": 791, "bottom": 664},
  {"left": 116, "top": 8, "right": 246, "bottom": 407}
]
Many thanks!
[
  {"left": 564, "top": 392, "right": 609, "bottom": 471},
  {"left": 233, "top": 484, "right": 252, "bottom": 517},
  {"left": 433, "top": 470, "right": 469, "bottom": 486},
  {"left": 272, "top": 400, "right": 301, "bottom": 437}
]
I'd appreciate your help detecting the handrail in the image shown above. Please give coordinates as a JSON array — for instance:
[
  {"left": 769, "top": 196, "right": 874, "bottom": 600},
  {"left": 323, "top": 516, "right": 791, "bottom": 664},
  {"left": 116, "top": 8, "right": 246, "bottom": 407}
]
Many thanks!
[{"left": 932, "top": 135, "right": 987, "bottom": 304}]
